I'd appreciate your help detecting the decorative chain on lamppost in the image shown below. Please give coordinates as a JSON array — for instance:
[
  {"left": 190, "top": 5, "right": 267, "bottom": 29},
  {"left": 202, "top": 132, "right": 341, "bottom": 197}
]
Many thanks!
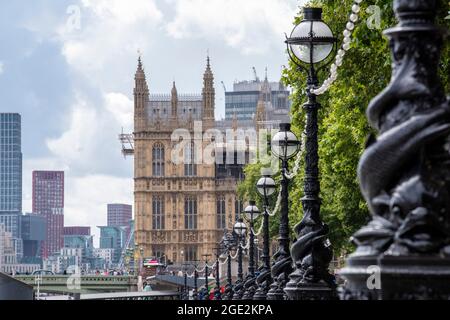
[
  {"left": 202, "top": 254, "right": 212, "bottom": 301},
  {"left": 232, "top": 219, "right": 247, "bottom": 300},
  {"left": 254, "top": 170, "right": 276, "bottom": 300},
  {"left": 340, "top": 0, "right": 450, "bottom": 300},
  {"left": 283, "top": 7, "right": 338, "bottom": 300},
  {"left": 267, "top": 123, "right": 300, "bottom": 300},
  {"left": 242, "top": 201, "right": 260, "bottom": 300}
]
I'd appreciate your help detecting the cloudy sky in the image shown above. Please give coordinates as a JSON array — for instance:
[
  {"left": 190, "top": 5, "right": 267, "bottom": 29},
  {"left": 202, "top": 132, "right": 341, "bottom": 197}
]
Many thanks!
[{"left": 0, "top": 0, "right": 304, "bottom": 245}]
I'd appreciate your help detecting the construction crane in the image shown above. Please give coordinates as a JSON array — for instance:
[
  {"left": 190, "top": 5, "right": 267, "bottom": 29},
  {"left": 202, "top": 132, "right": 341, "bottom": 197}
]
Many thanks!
[
  {"left": 119, "top": 127, "right": 134, "bottom": 157},
  {"left": 221, "top": 81, "right": 227, "bottom": 93},
  {"left": 118, "top": 227, "right": 135, "bottom": 270},
  {"left": 252, "top": 67, "right": 260, "bottom": 82}
]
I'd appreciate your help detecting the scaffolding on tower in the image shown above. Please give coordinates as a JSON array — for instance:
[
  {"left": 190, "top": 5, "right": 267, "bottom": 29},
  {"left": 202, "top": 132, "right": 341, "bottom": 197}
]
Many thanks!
[{"left": 119, "top": 128, "right": 134, "bottom": 157}]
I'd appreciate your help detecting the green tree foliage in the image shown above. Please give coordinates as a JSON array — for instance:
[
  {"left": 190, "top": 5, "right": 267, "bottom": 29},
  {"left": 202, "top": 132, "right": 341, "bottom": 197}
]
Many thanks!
[{"left": 238, "top": 0, "right": 449, "bottom": 255}]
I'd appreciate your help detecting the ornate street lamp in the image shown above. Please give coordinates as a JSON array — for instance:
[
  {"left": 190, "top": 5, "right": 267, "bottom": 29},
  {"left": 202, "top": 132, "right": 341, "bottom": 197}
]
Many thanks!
[
  {"left": 242, "top": 201, "right": 260, "bottom": 300},
  {"left": 222, "top": 232, "right": 236, "bottom": 300},
  {"left": 267, "top": 123, "right": 300, "bottom": 300},
  {"left": 254, "top": 169, "right": 276, "bottom": 300},
  {"left": 283, "top": 7, "right": 337, "bottom": 300},
  {"left": 232, "top": 219, "right": 247, "bottom": 300}
]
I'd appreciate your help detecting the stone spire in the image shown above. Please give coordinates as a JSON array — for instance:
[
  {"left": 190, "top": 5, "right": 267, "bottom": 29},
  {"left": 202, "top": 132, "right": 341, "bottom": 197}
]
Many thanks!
[
  {"left": 254, "top": 95, "right": 266, "bottom": 133},
  {"left": 171, "top": 81, "right": 178, "bottom": 118},
  {"left": 259, "top": 67, "right": 272, "bottom": 103},
  {"left": 232, "top": 111, "right": 238, "bottom": 132},
  {"left": 202, "top": 55, "right": 215, "bottom": 124},
  {"left": 134, "top": 55, "right": 149, "bottom": 132}
]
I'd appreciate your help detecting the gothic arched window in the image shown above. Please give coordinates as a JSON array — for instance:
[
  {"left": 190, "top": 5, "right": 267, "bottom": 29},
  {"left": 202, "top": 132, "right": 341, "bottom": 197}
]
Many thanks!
[
  {"left": 152, "top": 143, "right": 165, "bottom": 177},
  {"left": 184, "top": 141, "right": 197, "bottom": 177},
  {"left": 152, "top": 196, "right": 165, "bottom": 230},
  {"left": 217, "top": 195, "right": 226, "bottom": 230},
  {"left": 184, "top": 197, "right": 197, "bottom": 230}
]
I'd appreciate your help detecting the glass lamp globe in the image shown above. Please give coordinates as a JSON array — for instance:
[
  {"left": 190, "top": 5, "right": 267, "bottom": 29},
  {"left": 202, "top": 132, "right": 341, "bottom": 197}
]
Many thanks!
[
  {"left": 287, "top": 7, "right": 335, "bottom": 64},
  {"left": 257, "top": 171, "right": 276, "bottom": 197},
  {"left": 233, "top": 219, "right": 247, "bottom": 236},
  {"left": 244, "top": 201, "right": 260, "bottom": 221},
  {"left": 271, "top": 123, "right": 300, "bottom": 160}
]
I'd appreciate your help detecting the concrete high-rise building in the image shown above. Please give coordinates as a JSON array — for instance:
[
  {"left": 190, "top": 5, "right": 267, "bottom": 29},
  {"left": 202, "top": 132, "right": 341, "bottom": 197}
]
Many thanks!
[
  {"left": 32, "top": 171, "right": 64, "bottom": 258},
  {"left": 0, "top": 113, "right": 23, "bottom": 260},
  {"left": 131, "top": 56, "right": 243, "bottom": 265},
  {"left": 107, "top": 204, "right": 132, "bottom": 228}
]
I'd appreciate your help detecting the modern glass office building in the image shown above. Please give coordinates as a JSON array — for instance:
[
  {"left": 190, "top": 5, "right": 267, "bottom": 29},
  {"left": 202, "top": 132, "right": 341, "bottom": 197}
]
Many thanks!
[
  {"left": 0, "top": 113, "right": 23, "bottom": 260},
  {"left": 0, "top": 113, "right": 22, "bottom": 215},
  {"left": 21, "top": 214, "right": 46, "bottom": 264},
  {"left": 98, "top": 226, "right": 126, "bottom": 264}
]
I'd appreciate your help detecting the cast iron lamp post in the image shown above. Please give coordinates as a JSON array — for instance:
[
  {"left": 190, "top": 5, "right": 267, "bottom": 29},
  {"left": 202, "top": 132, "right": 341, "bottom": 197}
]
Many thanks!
[
  {"left": 284, "top": 7, "right": 337, "bottom": 300},
  {"left": 213, "top": 246, "right": 223, "bottom": 300},
  {"left": 182, "top": 263, "right": 190, "bottom": 300},
  {"left": 191, "top": 260, "right": 200, "bottom": 300},
  {"left": 222, "top": 232, "right": 236, "bottom": 300},
  {"left": 242, "top": 201, "right": 260, "bottom": 300},
  {"left": 254, "top": 170, "right": 276, "bottom": 300},
  {"left": 267, "top": 123, "right": 300, "bottom": 300},
  {"left": 232, "top": 219, "right": 247, "bottom": 300},
  {"left": 341, "top": 0, "right": 450, "bottom": 300},
  {"left": 202, "top": 254, "right": 212, "bottom": 300}
]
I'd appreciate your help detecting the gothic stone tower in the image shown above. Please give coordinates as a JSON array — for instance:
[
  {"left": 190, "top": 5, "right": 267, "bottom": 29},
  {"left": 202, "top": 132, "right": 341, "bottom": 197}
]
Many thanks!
[{"left": 133, "top": 57, "right": 240, "bottom": 265}]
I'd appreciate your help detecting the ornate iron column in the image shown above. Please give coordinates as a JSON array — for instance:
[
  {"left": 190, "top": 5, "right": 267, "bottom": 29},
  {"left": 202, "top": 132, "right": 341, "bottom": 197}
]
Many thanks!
[
  {"left": 232, "top": 234, "right": 245, "bottom": 300},
  {"left": 254, "top": 193, "right": 273, "bottom": 300},
  {"left": 242, "top": 202, "right": 259, "bottom": 300},
  {"left": 223, "top": 248, "right": 234, "bottom": 300},
  {"left": 184, "top": 272, "right": 188, "bottom": 300},
  {"left": 190, "top": 259, "right": 200, "bottom": 300},
  {"left": 340, "top": 0, "right": 450, "bottom": 300},
  {"left": 202, "top": 254, "right": 211, "bottom": 301},
  {"left": 213, "top": 247, "right": 222, "bottom": 300},
  {"left": 193, "top": 269, "right": 198, "bottom": 300},
  {"left": 222, "top": 232, "right": 236, "bottom": 300},
  {"left": 267, "top": 158, "right": 293, "bottom": 300},
  {"left": 285, "top": 88, "right": 337, "bottom": 300}
]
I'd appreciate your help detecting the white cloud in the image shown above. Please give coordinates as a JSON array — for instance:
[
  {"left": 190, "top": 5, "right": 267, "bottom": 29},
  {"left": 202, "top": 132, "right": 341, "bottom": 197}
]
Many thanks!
[
  {"left": 45, "top": 93, "right": 133, "bottom": 176},
  {"left": 167, "top": 0, "right": 301, "bottom": 55},
  {"left": 104, "top": 92, "right": 134, "bottom": 133},
  {"left": 60, "top": 0, "right": 164, "bottom": 87},
  {"left": 46, "top": 96, "right": 97, "bottom": 169},
  {"left": 0, "top": 62, "right": 4, "bottom": 75}
]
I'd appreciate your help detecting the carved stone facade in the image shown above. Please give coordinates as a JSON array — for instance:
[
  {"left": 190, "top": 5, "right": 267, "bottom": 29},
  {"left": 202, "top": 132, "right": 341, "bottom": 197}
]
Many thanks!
[{"left": 133, "top": 57, "right": 243, "bottom": 265}]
